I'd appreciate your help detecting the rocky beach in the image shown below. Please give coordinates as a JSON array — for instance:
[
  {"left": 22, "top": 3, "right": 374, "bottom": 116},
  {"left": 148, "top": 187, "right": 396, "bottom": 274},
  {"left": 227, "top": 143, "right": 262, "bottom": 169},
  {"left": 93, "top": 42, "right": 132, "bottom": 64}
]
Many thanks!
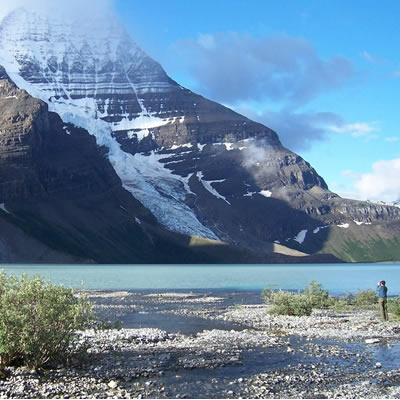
[{"left": 1, "top": 289, "right": 400, "bottom": 399}]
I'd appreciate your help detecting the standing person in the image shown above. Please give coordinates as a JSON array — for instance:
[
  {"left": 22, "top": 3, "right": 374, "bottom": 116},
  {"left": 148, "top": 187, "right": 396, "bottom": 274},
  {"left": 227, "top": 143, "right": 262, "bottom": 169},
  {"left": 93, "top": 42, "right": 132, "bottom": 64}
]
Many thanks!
[{"left": 376, "top": 280, "right": 388, "bottom": 321}]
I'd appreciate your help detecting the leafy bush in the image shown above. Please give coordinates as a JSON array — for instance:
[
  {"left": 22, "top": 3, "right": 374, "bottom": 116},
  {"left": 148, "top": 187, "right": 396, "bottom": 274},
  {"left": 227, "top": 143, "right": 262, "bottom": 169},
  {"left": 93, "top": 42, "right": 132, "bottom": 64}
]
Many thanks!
[
  {"left": 261, "top": 283, "right": 278, "bottom": 303},
  {"left": 262, "top": 281, "right": 332, "bottom": 316},
  {"left": 354, "top": 289, "right": 377, "bottom": 307},
  {"left": 331, "top": 294, "right": 354, "bottom": 312},
  {"left": 0, "top": 271, "right": 93, "bottom": 372},
  {"left": 303, "top": 280, "right": 333, "bottom": 309},
  {"left": 388, "top": 297, "right": 400, "bottom": 319},
  {"left": 267, "top": 290, "right": 313, "bottom": 316}
]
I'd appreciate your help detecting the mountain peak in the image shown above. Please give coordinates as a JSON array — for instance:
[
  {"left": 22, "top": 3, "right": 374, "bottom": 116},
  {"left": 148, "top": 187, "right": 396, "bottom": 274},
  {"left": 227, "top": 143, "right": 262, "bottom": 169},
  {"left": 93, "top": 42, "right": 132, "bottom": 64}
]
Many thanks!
[{"left": 0, "top": 6, "right": 175, "bottom": 94}]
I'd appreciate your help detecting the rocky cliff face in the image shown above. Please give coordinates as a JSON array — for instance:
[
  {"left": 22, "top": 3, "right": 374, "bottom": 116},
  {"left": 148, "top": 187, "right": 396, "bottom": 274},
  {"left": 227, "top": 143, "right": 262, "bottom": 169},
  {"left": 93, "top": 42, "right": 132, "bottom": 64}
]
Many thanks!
[
  {"left": 0, "top": 65, "right": 154, "bottom": 262},
  {"left": 0, "top": 8, "right": 399, "bottom": 263},
  {"left": 0, "top": 66, "right": 121, "bottom": 200}
]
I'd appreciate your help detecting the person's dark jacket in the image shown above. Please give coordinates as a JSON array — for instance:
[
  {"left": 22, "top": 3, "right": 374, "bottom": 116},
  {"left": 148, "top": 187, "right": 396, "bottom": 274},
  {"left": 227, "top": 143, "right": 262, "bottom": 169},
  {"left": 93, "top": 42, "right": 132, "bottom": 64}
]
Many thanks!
[{"left": 376, "top": 285, "right": 388, "bottom": 298}]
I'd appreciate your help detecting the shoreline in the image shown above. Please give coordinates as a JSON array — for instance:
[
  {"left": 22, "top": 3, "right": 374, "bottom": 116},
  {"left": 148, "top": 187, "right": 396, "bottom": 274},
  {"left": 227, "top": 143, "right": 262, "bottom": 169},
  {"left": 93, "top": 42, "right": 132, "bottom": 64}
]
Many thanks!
[{"left": 1, "top": 289, "right": 400, "bottom": 398}]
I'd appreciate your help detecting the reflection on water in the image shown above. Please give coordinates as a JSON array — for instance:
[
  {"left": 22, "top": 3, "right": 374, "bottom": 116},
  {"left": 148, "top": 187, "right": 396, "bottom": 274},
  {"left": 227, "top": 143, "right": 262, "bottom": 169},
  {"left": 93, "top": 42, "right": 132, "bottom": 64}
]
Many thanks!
[{"left": 2, "top": 263, "right": 400, "bottom": 295}]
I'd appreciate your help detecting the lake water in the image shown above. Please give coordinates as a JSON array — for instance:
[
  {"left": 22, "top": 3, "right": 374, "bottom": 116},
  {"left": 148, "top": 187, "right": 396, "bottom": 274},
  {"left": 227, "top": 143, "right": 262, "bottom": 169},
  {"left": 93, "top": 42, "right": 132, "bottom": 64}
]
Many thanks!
[{"left": 2, "top": 263, "right": 400, "bottom": 295}]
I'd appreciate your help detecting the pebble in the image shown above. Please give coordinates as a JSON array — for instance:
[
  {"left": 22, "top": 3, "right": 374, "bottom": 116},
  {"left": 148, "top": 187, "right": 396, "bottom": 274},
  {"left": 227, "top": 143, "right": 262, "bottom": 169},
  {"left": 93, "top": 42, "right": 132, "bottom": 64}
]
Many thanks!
[
  {"left": 366, "top": 338, "right": 381, "bottom": 344},
  {"left": 107, "top": 380, "right": 118, "bottom": 389}
]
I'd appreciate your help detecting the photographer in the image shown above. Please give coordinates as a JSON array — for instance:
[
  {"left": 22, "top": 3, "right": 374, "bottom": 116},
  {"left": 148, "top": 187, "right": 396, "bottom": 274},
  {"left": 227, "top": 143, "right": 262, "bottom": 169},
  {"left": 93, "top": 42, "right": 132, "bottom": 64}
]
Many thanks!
[{"left": 376, "top": 280, "right": 388, "bottom": 321}]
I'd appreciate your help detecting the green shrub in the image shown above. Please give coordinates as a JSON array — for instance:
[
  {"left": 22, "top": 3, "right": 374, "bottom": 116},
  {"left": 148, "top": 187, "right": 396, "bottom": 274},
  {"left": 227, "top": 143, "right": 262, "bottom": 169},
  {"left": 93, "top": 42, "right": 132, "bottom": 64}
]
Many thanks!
[
  {"left": 261, "top": 283, "right": 278, "bottom": 303},
  {"left": 388, "top": 297, "right": 400, "bottom": 319},
  {"left": 354, "top": 289, "right": 377, "bottom": 307},
  {"left": 0, "top": 271, "right": 93, "bottom": 371},
  {"left": 331, "top": 294, "right": 354, "bottom": 312},
  {"left": 303, "top": 281, "right": 333, "bottom": 309},
  {"left": 267, "top": 290, "right": 313, "bottom": 316},
  {"left": 262, "top": 281, "right": 332, "bottom": 316}
]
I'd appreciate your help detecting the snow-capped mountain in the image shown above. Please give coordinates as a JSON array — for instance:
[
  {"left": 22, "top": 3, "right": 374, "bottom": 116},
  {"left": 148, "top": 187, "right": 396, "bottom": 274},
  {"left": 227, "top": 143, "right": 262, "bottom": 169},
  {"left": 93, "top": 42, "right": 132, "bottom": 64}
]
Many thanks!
[
  {"left": 0, "top": 6, "right": 287, "bottom": 242},
  {"left": 0, "top": 8, "right": 220, "bottom": 239},
  {"left": 0, "top": 6, "right": 400, "bottom": 263}
]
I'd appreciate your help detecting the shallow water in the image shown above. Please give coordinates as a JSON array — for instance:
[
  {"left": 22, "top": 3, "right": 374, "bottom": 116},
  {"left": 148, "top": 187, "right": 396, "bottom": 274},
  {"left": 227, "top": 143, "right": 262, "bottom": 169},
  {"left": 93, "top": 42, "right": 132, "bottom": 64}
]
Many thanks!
[
  {"left": 92, "top": 289, "right": 261, "bottom": 335},
  {"left": 120, "top": 312, "right": 248, "bottom": 335},
  {"left": 3, "top": 263, "right": 400, "bottom": 295},
  {"left": 155, "top": 339, "right": 318, "bottom": 398},
  {"left": 370, "top": 342, "right": 400, "bottom": 370}
]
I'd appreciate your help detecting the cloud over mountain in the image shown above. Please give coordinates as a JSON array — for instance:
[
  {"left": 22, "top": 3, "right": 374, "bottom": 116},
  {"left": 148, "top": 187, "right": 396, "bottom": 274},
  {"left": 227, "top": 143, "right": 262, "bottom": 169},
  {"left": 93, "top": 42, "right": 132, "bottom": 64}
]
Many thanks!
[
  {"left": 337, "top": 159, "right": 400, "bottom": 202},
  {"left": 0, "top": 0, "right": 114, "bottom": 24},
  {"left": 235, "top": 107, "right": 343, "bottom": 152},
  {"left": 173, "top": 32, "right": 354, "bottom": 107},
  {"left": 354, "top": 158, "right": 400, "bottom": 202}
]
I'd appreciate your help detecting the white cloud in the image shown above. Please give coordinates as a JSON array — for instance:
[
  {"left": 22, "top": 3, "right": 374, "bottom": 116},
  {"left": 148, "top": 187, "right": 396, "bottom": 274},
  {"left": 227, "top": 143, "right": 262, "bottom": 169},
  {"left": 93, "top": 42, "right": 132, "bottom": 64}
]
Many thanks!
[
  {"left": 339, "top": 159, "right": 400, "bottom": 202},
  {"left": 243, "top": 108, "right": 342, "bottom": 151},
  {"left": 173, "top": 32, "right": 354, "bottom": 107},
  {"left": 340, "top": 170, "right": 362, "bottom": 180},
  {"left": 0, "top": 0, "right": 114, "bottom": 24},
  {"left": 385, "top": 136, "right": 399, "bottom": 143},
  {"left": 197, "top": 33, "right": 216, "bottom": 50},
  {"left": 235, "top": 106, "right": 383, "bottom": 152},
  {"left": 329, "top": 121, "right": 379, "bottom": 138}
]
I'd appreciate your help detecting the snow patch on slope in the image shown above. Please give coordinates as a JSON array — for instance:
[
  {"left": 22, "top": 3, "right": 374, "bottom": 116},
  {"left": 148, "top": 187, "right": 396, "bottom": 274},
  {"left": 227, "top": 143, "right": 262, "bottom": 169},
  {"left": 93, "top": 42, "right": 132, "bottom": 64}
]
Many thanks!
[
  {"left": 244, "top": 191, "right": 257, "bottom": 197},
  {"left": 0, "top": 203, "right": 10, "bottom": 214},
  {"left": 294, "top": 229, "right": 308, "bottom": 244},
  {"left": 196, "top": 172, "right": 231, "bottom": 205},
  {"left": 353, "top": 220, "right": 372, "bottom": 226},
  {"left": 224, "top": 142, "right": 234, "bottom": 151},
  {"left": 171, "top": 143, "right": 193, "bottom": 150},
  {"left": 259, "top": 190, "right": 272, "bottom": 198},
  {"left": 212, "top": 142, "right": 250, "bottom": 152},
  {"left": 313, "top": 226, "right": 329, "bottom": 234}
]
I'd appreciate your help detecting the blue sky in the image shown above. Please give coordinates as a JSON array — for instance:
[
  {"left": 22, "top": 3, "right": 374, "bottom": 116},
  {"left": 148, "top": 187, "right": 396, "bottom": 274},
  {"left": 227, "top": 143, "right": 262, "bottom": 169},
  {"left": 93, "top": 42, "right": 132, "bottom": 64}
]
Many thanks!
[{"left": 113, "top": 0, "right": 400, "bottom": 202}]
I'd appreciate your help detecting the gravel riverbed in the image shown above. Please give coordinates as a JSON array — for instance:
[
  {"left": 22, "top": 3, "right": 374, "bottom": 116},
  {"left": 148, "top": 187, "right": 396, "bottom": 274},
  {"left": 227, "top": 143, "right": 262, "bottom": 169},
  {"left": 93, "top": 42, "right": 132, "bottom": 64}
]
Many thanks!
[{"left": 1, "top": 289, "right": 400, "bottom": 399}]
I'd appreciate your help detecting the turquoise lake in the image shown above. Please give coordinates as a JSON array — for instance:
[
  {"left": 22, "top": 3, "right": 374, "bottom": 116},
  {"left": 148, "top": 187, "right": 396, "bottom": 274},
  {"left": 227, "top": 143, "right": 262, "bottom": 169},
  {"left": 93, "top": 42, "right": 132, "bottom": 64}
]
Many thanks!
[{"left": 2, "top": 263, "right": 400, "bottom": 295}]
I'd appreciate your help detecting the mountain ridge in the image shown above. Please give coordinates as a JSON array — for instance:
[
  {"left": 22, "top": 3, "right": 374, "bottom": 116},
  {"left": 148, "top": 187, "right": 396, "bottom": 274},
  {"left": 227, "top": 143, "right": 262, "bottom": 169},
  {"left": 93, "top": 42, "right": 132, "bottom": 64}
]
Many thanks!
[{"left": 0, "top": 8, "right": 399, "bottom": 263}]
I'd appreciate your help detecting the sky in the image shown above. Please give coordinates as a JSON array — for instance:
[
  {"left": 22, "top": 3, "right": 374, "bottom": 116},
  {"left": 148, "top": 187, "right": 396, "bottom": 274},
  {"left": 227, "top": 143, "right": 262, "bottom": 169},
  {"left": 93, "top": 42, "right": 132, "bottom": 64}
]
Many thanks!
[
  {"left": 1, "top": 0, "right": 398, "bottom": 203},
  {"left": 112, "top": 0, "right": 400, "bottom": 203}
]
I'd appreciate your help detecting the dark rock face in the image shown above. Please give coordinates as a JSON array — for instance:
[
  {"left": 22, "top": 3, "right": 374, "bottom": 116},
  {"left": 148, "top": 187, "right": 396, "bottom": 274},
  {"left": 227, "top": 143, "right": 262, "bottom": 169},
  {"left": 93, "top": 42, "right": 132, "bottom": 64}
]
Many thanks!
[
  {"left": 0, "top": 66, "right": 155, "bottom": 262},
  {"left": 0, "top": 67, "right": 121, "bottom": 201}
]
